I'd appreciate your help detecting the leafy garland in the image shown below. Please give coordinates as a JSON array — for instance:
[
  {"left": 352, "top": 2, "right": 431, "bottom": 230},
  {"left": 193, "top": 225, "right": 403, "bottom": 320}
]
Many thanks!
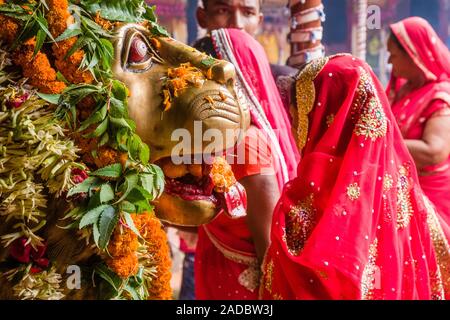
[{"left": 0, "top": 0, "right": 171, "bottom": 300}]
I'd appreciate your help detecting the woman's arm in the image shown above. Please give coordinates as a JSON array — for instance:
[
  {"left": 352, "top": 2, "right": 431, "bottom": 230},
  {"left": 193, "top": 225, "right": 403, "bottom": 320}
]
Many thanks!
[
  {"left": 239, "top": 173, "right": 280, "bottom": 265},
  {"left": 404, "top": 108, "right": 450, "bottom": 169}
]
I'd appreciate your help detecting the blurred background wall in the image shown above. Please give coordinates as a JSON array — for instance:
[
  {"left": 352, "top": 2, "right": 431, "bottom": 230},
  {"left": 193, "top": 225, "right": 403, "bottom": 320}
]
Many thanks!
[{"left": 146, "top": 0, "right": 450, "bottom": 83}]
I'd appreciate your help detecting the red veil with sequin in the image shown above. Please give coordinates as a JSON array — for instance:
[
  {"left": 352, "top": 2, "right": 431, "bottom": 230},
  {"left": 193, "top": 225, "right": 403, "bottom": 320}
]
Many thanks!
[{"left": 260, "top": 55, "right": 450, "bottom": 300}]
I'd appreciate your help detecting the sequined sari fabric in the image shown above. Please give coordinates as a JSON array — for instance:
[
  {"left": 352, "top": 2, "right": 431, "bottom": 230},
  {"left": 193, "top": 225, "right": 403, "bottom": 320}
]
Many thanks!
[{"left": 261, "top": 54, "right": 450, "bottom": 300}]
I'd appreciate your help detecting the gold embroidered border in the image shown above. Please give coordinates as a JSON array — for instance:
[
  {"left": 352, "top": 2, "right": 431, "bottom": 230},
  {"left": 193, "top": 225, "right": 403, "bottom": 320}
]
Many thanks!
[
  {"left": 353, "top": 67, "right": 388, "bottom": 141},
  {"left": 203, "top": 226, "right": 259, "bottom": 267},
  {"left": 238, "top": 266, "right": 261, "bottom": 293},
  {"left": 361, "top": 238, "right": 379, "bottom": 300},
  {"left": 396, "top": 165, "right": 413, "bottom": 230},
  {"left": 282, "top": 194, "right": 317, "bottom": 256},
  {"left": 424, "top": 195, "right": 450, "bottom": 293},
  {"left": 295, "top": 56, "right": 329, "bottom": 151}
]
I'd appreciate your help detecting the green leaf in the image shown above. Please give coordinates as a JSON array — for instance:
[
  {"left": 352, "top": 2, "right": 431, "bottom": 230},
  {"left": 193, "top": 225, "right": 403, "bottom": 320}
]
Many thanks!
[
  {"left": 115, "top": 173, "right": 138, "bottom": 204},
  {"left": 98, "top": 132, "right": 109, "bottom": 147},
  {"left": 99, "top": 38, "right": 114, "bottom": 69},
  {"left": 134, "top": 200, "right": 154, "bottom": 214},
  {"left": 91, "top": 163, "right": 123, "bottom": 179},
  {"left": 124, "top": 283, "right": 141, "bottom": 300},
  {"left": 95, "top": 263, "right": 122, "bottom": 291},
  {"left": 139, "top": 143, "right": 150, "bottom": 165},
  {"left": 83, "top": 117, "right": 108, "bottom": 138},
  {"left": 201, "top": 56, "right": 216, "bottom": 67},
  {"left": 56, "top": 72, "right": 69, "bottom": 84},
  {"left": 34, "top": 13, "right": 56, "bottom": 43},
  {"left": 115, "top": 128, "right": 129, "bottom": 152},
  {"left": 55, "top": 23, "right": 82, "bottom": 42},
  {"left": 119, "top": 201, "right": 136, "bottom": 213},
  {"left": 100, "top": 184, "right": 115, "bottom": 203},
  {"left": 109, "top": 116, "right": 133, "bottom": 131},
  {"left": 34, "top": 29, "right": 46, "bottom": 57},
  {"left": 61, "top": 206, "right": 85, "bottom": 221},
  {"left": 82, "top": 0, "right": 148, "bottom": 23},
  {"left": 122, "top": 212, "right": 140, "bottom": 237},
  {"left": 86, "top": 50, "right": 100, "bottom": 70},
  {"left": 67, "top": 176, "right": 101, "bottom": 197},
  {"left": 109, "top": 97, "right": 127, "bottom": 118},
  {"left": 93, "top": 222, "right": 100, "bottom": 247},
  {"left": 143, "top": 5, "right": 157, "bottom": 22},
  {"left": 78, "top": 103, "right": 107, "bottom": 132},
  {"left": 79, "top": 204, "right": 110, "bottom": 229},
  {"left": 87, "top": 190, "right": 102, "bottom": 210},
  {"left": 126, "top": 185, "right": 152, "bottom": 202},
  {"left": 65, "top": 36, "right": 87, "bottom": 60},
  {"left": 98, "top": 205, "right": 119, "bottom": 249},
  {"left": 111, "top": 80, "right": 128, "bottom": 101},
  {"left": 153, "top": 165, "right": 165, "bottom": 191},
  {"left": 37, "top": 93, "right": 61, "bottom": 105},
  {"left": 151, "top": 23, "right": 170, "bottom": 37}
]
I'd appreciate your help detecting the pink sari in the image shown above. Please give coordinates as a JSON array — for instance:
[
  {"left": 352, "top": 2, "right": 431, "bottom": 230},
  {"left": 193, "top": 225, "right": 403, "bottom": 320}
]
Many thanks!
[
  {"left": 261, "top": 54, "right": 450, "bottom": 300},
  {"left": 387, "top": 17, "right": 450, "bottom": 219},
  {"left": 195, "top": 29, "right": 299, "bottom": 300}
]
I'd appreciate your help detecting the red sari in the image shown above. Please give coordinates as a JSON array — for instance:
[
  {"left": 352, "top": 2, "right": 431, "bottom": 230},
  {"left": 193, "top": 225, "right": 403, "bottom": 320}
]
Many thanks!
[
  {"left": 261, "top": 54, "right": 450, "bottom": 300},
  {"left": 195, "top": 29, "right": 299, "bottom": 300},
  {"left": 388, "top": 17, "right": 450, "bottom": 220}
]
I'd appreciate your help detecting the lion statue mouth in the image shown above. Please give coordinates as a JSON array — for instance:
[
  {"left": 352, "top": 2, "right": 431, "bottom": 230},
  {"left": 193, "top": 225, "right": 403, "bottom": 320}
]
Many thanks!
[{"left": 155, "top": 155, "right": 247, "bottom": 227}]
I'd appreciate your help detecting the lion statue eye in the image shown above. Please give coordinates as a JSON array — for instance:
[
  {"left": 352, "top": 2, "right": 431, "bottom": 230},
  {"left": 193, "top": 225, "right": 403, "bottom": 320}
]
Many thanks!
[{"left": 128, "top": 37, "right": 150, "bottom": 64}]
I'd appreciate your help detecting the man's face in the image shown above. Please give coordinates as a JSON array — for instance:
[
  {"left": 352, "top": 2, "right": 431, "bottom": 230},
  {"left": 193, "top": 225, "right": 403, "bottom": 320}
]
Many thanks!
[{"left": 197, "top": 0, "right": 263, "bottom": 37}]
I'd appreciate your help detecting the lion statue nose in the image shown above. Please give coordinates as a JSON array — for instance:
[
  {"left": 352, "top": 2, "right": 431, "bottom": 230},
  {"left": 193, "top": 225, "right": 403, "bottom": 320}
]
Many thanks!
[{"left": 189, "top": 89, "right": 242, "bottom": 126}]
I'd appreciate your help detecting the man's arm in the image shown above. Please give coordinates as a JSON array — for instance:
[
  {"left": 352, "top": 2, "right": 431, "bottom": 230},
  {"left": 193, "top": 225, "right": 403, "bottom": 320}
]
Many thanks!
[{"left": 239, "top": 173, "right": 280, "bottom": 265}]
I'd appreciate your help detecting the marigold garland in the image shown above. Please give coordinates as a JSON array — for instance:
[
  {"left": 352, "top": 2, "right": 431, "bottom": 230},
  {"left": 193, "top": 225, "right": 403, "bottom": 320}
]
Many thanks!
[
  {"left": 47, "top": 0, "right": 94, "bottom": 84},
  {"left": 106, "top": 223, "right": 139, "bottom": 279},
  {"left": 211, "top": 156, "right": 237, "bottom": 193},
  {"left": 94, "top": 147, "right": 128, "bottom": 169},
  {"left": 0, "top": 0, "right": 18, "bottom": 45},
  {"left": 133, "top": 213, "right": 172, "bottom": 300},
  {"left": 14, "top": 38, "right": 66, "bottom": 94}
]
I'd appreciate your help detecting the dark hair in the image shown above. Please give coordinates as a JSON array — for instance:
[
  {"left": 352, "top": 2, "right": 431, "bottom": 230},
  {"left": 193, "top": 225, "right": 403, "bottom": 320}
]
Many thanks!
[
  {"left": 389, "top": 31, "right": 406, "bottom": 52},
  {"left": 202, "top": 0, "right": 262, "bottom": 9}
]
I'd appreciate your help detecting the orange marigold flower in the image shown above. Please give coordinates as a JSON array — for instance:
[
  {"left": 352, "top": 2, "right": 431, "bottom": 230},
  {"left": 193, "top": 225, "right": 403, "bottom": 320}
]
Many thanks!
[
  {"left": 163, "top": 63, "right": 205, "bottom": 111},
  {"left": 52, "top": 39, "right": 94, "bottom": 85},
  {"left": 133, "top": 213, "right": 172, "bottom": 300},
  {"left": 94, "top": 147, "right": 119, "bottom": 169},
  {"left": 150, "top": 38, "right": 161, "bottom": 50},
  {"left": 106, "top": 223, "right": 140, "bottom": 279},
  {"left": 46, "top": 0, "right": 71, "bottom": 38},
  {"left": 211, "top": 156, "right": 236, "bottom": 193},
  {"left": 45, "top": 1, "right": 93, "bottom": 84},
  {"left": 13, "top": 38, "right": 66, "bottom": 94},
  {"left": 108, "top": 225, "right": 139, "bottom": 258},
  {"left": 0, "top": 14, "right": 19, "bottom": 45},
  {"left": 94, "top": 12, "right": 114, "bottom": 30},
  {"left": 93, "top": 147, "right": 128, "bottom": 170},
  {"left": 106, "top": 253, "right": 139, "bottom": 279}
]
